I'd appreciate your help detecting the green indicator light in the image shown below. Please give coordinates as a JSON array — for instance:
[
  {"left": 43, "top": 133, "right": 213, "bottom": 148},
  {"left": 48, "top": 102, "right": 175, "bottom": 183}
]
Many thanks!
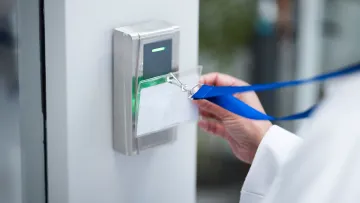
[
  {"left": 152, "top": 47, "right": 165, "bottom": 52},
  {"left": 131, "top": 76, "right": 168, "bottom": 116}
]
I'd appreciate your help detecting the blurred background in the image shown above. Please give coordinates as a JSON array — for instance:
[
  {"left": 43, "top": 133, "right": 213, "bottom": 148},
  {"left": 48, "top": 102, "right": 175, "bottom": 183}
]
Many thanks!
[
  {"left": 1, "top": 0, "right": 21, "bottom": 202},
  {"left": 196, "top": 0, "right": 360, "bottom": 202},
  {"left": 1, "top": 0, "right": 360, "bottom": 203}
]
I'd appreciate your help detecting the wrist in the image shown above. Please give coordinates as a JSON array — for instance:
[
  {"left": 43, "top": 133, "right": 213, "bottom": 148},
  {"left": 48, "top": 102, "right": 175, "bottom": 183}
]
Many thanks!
[{"left": 248, "top": 122, "right": 273, "bottom": 163}]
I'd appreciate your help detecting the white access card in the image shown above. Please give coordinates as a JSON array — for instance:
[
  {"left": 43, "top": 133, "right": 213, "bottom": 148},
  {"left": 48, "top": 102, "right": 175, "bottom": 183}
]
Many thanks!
[{"left": 136, "top": 73, "right": 199, "bottom": 137}]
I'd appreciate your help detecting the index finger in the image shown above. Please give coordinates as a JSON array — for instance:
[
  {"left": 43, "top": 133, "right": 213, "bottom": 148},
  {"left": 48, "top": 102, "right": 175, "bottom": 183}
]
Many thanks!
[{"left": 200, "top": 72, "right": 249, "bottom": 87}]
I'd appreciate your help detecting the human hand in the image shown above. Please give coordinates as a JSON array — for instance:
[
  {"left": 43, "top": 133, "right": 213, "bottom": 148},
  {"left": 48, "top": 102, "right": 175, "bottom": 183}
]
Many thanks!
[{"left": 194, "top": 73, "right": 272, "bottom": 164}]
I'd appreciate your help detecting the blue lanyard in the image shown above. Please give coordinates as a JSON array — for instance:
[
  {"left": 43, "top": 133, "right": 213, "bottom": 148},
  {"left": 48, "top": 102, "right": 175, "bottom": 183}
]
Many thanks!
[{"left": 191, "top": 62, "right": 360, "bottom": 121}]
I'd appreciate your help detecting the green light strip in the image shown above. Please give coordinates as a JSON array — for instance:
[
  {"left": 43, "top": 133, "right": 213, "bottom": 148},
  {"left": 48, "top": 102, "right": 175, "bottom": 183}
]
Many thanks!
[
  {"left": 152, "top": 47, "right": 165, "bottom": 52},
  {"left": 132, "top": 76, "right": 167, "bottom": 115}
]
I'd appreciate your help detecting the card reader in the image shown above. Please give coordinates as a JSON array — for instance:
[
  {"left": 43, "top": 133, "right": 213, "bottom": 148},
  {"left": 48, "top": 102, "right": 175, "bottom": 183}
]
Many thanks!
[{"left": 113, "top": 20, "right": 180, "bottom": 155}]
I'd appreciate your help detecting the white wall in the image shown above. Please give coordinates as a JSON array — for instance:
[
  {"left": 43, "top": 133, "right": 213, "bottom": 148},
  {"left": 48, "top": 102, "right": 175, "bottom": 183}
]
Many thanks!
[{"left": 45, "top": 0, "right": 199, "bottom": 203}]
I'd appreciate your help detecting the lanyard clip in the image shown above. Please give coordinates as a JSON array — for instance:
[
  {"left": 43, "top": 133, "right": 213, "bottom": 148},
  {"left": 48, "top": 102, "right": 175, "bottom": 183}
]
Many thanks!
[{"left": 167, "top": 72, "right": 201, "bottom": 98}]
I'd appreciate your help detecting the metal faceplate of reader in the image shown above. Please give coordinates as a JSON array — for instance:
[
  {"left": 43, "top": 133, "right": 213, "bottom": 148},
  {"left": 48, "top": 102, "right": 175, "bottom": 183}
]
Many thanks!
[{"left": 113, "top": 20, "right": 180, "bottom": 155}]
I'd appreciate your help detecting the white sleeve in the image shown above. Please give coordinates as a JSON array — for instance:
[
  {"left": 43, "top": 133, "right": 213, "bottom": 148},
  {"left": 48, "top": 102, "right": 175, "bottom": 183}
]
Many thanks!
[{"left": 239, "top": 125, "right": 302, "bottom": 203}]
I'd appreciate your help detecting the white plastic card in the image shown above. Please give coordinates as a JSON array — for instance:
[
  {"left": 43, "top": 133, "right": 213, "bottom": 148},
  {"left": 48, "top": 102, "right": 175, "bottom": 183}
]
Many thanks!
[{"left": 136, "top": 69, "right": 200, "bottom": 137}]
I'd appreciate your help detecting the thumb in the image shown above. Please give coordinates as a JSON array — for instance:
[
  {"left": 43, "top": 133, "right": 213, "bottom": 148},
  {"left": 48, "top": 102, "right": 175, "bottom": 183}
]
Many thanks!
[{"left": 194, "top": 99, "right": 234, "bottom": 120}]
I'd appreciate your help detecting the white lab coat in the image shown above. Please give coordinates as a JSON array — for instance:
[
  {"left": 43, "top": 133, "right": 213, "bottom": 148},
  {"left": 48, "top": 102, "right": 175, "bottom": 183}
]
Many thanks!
[{"left": 240, "top": 72, "right": 360, "bottom": 203}]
